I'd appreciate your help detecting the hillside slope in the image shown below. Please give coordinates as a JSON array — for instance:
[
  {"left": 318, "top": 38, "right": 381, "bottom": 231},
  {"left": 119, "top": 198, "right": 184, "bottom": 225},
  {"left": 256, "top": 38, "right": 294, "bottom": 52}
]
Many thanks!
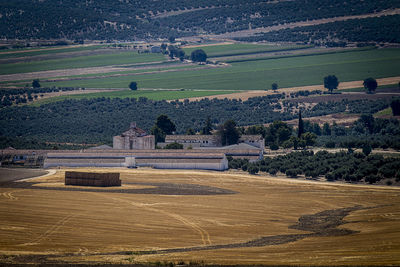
[{"left": 1, "top": 0, "right": 399, "bottom": 41}]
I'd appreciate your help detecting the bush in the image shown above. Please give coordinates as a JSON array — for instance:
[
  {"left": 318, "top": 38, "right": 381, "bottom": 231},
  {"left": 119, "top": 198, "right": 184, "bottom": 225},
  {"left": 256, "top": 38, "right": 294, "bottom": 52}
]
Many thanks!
[
  {"left": 164, "top": 142, "right": 183, "bottom": 149},
  {"left": 326, "top": 172, "right": 335, "bottom": 181},
  {"left": 365, "top": 174, "right": 379, "bottom": 184},
  {"left": 32, "top": 79, "right": 41, "bottom": 88},
  {"left": 248, "top": 165, "right": 259, "bottom": 175},
  {"left": 286, "top": 168, "right": 298, "bottom": 178},
  {"left": 268, "top": 168, "right": 278, "bottom": 175},
  {"left": 241, "top": 164, "right": 248, "bottom": 171},
  {"left": 269, "top": 143, "right": 279, "bottom": 150},
  {"left": 362, "top": 143, "right": 372, "bottom": 156}
]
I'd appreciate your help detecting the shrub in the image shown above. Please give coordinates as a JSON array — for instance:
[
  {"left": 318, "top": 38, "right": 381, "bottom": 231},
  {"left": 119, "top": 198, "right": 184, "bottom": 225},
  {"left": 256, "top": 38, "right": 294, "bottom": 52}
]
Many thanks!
[
  {"left": 365, "top": 174, "right": 379, "bottom": 184},
  {"left": 129, "top": 81, "right": 138, "bottom": 90},
  {"left": 269, "top": 143, "right": 279, "bottom": 150},
  {"left": 286, "top": 168, "right": 298, "bottom": 178},
  {"left": 268, "top": 168, "right": 278, "bottom": 175},
  {"left": 248, "top": 165, "right": 259, "bottom": 175},
  {"left": 164, "top": 142, "right": 183, "bottom": 149}
]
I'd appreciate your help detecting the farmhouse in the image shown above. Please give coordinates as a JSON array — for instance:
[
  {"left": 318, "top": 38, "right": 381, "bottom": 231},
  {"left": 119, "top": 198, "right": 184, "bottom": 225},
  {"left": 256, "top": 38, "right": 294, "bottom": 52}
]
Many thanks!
[
  {"left": 113, "top": 122, "right": 155, "bottom": 150},
  {"left": 160, "top": 134, "right": 265, "bottom": 151},
  {"left": 5, "top": 124, "right": 264, "bottom": 171}
]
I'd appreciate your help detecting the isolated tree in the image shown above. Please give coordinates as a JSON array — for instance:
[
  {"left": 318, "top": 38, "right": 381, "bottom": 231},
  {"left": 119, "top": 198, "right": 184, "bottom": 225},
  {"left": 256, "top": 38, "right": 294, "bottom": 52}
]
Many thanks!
[
  {"left": 191, "top": 49, "right": 207, "bottom": 62},
  {"left": 155, "top": 114, "right": 176, "bottom": 135},
  {"left": 297, "top": 110, "right": 304, "bottom": 138},
  {"left": 151, "top": 125, "right": 165, "bottom": 144},
  {"left": 32, "top": 79, "right": 41, "bottom": 88},
  {"left": 271, "top": 83, "right": 278, "bottom": 91},
  {"left": 200, "top": 116, "right": 213, "bottom": 135},
  {"left": 302, "top": 132, "right": 317, "bottom": 148},
  {"left": 324, "top": 75, "right": 339, "bottom": 93},
  {"left": 363, "top": 77, "right": 377, "bottom": 94},
  {"left": 129, "top": 81, "right": 137, "bottom": 90},
  {"left": 218, "top": 119, "right": 240, "bottom": 146},
  {"left": 391, "top": 99, "right": 400, "bottom": 116}
]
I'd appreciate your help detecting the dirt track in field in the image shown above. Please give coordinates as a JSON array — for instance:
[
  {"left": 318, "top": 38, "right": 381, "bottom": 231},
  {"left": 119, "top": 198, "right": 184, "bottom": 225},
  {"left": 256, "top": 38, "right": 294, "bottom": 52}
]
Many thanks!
[{"left": 1, "top": 168, "right": 400, "bottom": 265}]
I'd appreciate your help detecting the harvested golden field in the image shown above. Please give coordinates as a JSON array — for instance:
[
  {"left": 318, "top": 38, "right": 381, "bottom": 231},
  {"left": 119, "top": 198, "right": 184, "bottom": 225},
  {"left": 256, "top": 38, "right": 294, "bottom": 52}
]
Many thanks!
[{"left": 1, "top": 168, "right": 400, "bottom": 266}]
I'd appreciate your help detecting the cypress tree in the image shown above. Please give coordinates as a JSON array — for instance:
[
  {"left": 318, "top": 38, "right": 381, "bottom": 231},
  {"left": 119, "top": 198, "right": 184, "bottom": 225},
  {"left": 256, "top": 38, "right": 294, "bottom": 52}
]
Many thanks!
[{"left": 298, "top": 110, "right": 304, "bottom": 138}]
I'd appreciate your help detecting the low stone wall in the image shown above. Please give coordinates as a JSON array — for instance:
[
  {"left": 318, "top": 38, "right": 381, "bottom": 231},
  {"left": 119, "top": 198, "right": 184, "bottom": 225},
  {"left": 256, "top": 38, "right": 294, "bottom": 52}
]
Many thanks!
[{"left": 65, "top": 171, "right": 121, "bottom": 187}]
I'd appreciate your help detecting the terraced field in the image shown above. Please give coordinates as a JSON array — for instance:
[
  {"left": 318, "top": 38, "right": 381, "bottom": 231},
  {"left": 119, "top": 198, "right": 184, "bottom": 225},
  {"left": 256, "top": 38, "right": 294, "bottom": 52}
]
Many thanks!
[{"left": 0, "top": 168, "right": 400, "bottom": 265}]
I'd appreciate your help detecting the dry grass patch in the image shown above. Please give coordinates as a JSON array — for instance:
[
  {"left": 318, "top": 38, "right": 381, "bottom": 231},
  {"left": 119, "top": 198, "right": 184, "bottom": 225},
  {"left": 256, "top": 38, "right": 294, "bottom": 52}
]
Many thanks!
[{"left": 0, "top": 168, "right": 399, "bottom": 265}]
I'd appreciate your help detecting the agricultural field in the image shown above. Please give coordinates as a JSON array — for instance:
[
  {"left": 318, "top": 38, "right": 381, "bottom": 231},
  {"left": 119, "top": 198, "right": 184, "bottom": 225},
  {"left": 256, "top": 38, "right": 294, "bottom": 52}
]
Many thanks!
[
  {"left": 0, "top": 168, "right": 400, "bottom": 265},
  {"left": 1, "top": 43, "right": 399, "bottom": 103},
  {"left": 39, "top": 47, "right": 400, "bottom": 91},
  {"left": 0, "top": 44, "right": 107, "bottom": 60},
  {"left": 0, "top": 51, "right": 165, "bottom": 75},
  {"left": 182, "top": 43, "right": 310, "bottom": 58}
]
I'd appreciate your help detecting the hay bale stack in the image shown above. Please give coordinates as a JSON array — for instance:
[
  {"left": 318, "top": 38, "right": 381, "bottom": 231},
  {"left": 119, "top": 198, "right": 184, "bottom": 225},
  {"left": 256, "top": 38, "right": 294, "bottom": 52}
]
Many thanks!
[{"left": 65, "top": 171, "right": 121, "bottom": 187}]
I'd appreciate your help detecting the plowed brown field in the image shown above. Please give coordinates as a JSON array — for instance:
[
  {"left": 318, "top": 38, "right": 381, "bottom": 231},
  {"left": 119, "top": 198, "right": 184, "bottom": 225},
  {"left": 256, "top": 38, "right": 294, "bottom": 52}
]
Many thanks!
[{"left": 0, "top": 168, "right": 399, "bottom": 265}]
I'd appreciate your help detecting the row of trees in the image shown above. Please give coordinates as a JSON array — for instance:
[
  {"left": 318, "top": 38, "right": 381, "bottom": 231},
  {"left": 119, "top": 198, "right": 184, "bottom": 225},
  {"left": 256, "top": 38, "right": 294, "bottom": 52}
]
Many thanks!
[
  {"left": 0, "top": 94, "right": 392, "bottom": 148},
  {"left": 0, "top": 85, "right": 84, "bottom": 108},
  {"left": 229, "top": 150, "right": 400, "bottom": 185}
]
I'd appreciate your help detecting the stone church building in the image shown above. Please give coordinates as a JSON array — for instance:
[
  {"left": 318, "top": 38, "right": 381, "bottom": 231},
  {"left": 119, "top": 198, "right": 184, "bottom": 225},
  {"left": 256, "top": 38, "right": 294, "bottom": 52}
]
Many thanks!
[{"left": 113, "top": 122, "right": 155, "bottom": 150}]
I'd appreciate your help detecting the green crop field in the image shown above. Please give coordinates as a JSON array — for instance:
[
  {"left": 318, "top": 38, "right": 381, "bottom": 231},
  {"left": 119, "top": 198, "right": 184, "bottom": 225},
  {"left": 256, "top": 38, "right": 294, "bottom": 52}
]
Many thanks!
[
  {"left": 0, "top": 45, "right": 107, "bottom": 59},
  {"left": 183, "top": 43, "right": 309, "bottom": 57},
  {"left": 31, "top": 89, "right": 237, "bottom": 106},
  {"left": 0, "top": 52, "right": 166, "bottom": 75},
  {"left": 42, "top": 48, "right": 400, "bottom": 90}
]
